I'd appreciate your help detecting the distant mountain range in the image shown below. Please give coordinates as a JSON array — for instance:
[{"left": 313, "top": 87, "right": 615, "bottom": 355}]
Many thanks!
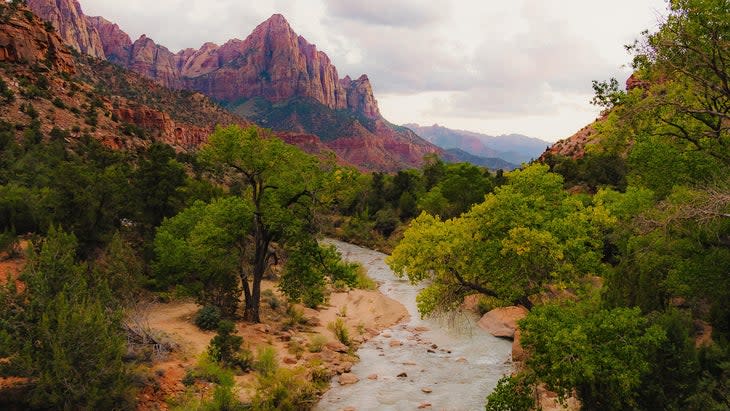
[{"left": 404, "top": 124, "right": 551, "bottom": 165}]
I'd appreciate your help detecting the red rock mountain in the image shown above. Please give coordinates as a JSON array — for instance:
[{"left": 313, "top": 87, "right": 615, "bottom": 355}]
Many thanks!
[
  {"left": 27, "top": 0, "right": 440, "bottom": 170},
  {"left": 0, "top": 2, "right": 254, "bottom": 153}
]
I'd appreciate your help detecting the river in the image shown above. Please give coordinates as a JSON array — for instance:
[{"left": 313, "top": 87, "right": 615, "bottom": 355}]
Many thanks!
[{"left": 316, "top": 239, "right": 512, "bottom": 411}]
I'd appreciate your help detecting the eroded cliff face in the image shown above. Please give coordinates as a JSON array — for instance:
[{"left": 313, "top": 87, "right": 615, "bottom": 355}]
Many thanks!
[
  {"left": 26, "top": 0, "right": 105, "bottom": 58},
  {"left": 25, "top": 1, "right": 444, "bottom": 171},
  {"left": 27, "top": 4, "right": 381, "bottom": 118},
  {"left": 86, "top": 15, "right": 131, "bottom": 64},
  {"left": 0, "top": 3, "right": 75, "bottom": 73}
]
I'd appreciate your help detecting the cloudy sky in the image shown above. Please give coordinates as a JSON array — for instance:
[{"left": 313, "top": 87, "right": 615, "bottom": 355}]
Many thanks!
[{"left": 81, "top": 0, "right": 667, "bottom": 142}]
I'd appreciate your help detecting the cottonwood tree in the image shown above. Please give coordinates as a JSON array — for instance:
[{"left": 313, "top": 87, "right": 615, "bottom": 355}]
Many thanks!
[
  {"left": 387, "top": 164, "right": 614, "bottom": 315},
  {"left": 196, "top": 125, "right": 324, "bottom": 322}
]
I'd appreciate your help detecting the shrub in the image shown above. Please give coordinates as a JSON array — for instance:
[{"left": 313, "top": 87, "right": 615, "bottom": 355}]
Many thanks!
[
  {"left": 194, "top": 305, "right": 221, "bottom": 331},
  {"left": 476, "top": 296, "right": 501, "bottom": 316},
  {"left": 307, "top": 334, "right": 327, "bottom": 353},
  {"left": 327, "top": 318, "right": 350, "bottom": 346},
  {"left": 282, "top": 305, "right": 307, "bottom": 330},
  {"left": 485, "top": 375, "right": 536, "bottom": 411},
  {"left": 251, "top": 367, "right": 320, "bottom": 411},
  {"left": 254, "top": 346, "right": 278, "bottom": 378},
  {"left": 353, "top": 264, "right": 377, "bottom": 290},
  {"left": 0, "top": 229, "right": 20, "bottom": 259},
  {"left": 208, "top": 320, "right": 246, "bottom": 369}
]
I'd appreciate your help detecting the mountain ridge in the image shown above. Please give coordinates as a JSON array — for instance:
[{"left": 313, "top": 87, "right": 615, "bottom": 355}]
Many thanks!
[
  {"left": 27, "top": 0, "right": 444, "bottom": 171},
  {"left": 404, "top": 123, "right": 550, "bottom": 165}
]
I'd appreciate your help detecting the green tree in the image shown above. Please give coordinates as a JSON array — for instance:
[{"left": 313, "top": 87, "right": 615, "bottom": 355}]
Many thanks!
[
  {"left": 0, "top": 227, "right": 131, "bottom": 410},
  {"left": 624, "top": 0, "right": 730, "bottom": 166},
  {"left": 197, "top": 125, "right": 323, "bottom": 322},
  {"left": 154, "top": 197, "right": 251, "bottom": 316},
  {"left": 388, "top": 164, "right": 614, "bottom": 315},
  {"left": 519, "top": 301, "right": 666, "bottom": 410},
  {"left": 279, "top": 241, "right": 358, "bottom": 307}
]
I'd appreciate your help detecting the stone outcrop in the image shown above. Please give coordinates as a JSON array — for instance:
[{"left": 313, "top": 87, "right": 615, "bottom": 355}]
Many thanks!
[
  {"left": 86, "top": 16, "right": 131, "bottom": 64},
  {"left": 0, "top": 3, "right": 75, "bottom": 73},
  {"left": 113, "top": 107, "right": 213, "bottom": 149},
  {"left": 26, "top": 0, "right": 104, "bottom": 58},
  {"left": 477, "top": 306, "right": 528, "bottom": 339}
]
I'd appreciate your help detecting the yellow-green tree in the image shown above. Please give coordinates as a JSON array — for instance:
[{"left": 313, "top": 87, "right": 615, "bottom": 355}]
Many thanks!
[{"left": 388, "top": 164, "right": 614, "bottom": 314}]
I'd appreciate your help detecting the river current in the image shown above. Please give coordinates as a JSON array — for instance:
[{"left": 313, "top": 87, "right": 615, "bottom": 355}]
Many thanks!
[{"left": 316, "top": 239, "right": 512, "bottom": 411}]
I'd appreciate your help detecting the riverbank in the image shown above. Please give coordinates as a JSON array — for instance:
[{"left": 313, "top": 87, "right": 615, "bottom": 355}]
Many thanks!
[{"left": 137, "top": 279, "right": 408, "bottom": 409}]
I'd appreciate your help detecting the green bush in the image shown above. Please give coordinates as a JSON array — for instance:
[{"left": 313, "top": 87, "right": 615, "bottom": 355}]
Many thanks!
[
  {"left": 194, "top": 305, "right": 221, "bottom": 331},
  {"left": 251, "top": 367, "right": 320, "bottom": 411},
  {"left": 327, "top": 318, "right": 350, "bottom": 346},
  {"left": 353, "top": 264, "right": 377, "bottom": 290},
  {"left": 254, "top": 346, "right": 278, "bottom": 378},
  {"left": 208, "top": 320, "right": 245, "bottom": 369},
  {"left": 485, "top": 375, "right": 535, "bottom": 411},
  {"left": 307, "top": 334, "right": 327, "bottom": 353}
]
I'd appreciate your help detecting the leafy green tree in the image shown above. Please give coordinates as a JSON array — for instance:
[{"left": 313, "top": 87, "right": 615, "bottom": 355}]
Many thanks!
[
  {"left": 485, "top": 375, "right": 535, "bottom": 411},
  {"left": 279, "top": 241, "right": 358, "bottom": 307},
  {"left": 197, "top": 125, "right": 323, "bottom": 322},
  {"left": 388, "top": 164, "right": 614, "bottom": 315},
  {"left": 154, "top": 197, "right": 251, "bottom": 316},
  {"left": 628, "top": 0, "right": 730, "bottom": 166},
  {"left": 208, "top": 320, "right": 244, "bottom": 367},
  {"left": 519, "top": 301, "right": 666, "bottom": 410},
  {"left": 134, "top": 142, "right": 186, "bottom": 237}
]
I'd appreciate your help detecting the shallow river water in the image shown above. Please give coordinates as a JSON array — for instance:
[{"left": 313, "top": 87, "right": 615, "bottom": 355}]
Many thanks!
[{"left": 316, "top": 239, "right": 512, "bottom": 411}]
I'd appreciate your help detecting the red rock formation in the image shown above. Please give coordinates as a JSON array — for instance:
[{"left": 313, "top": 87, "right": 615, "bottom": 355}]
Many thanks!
[
  {"left": 26, "top": 2, "right": 440, "bottom": 171},
  {"left": 26, "top": 0, "right": 104, "bottom": 58},
  {"left": 27, "top": 4, "right": 381, "bottom": 121},
  {"left": 539, "top": 115, "right": 607, "bottom": 161},
  {"left": 341, "top": 75, "right": 380, "bottom": 120},
  {"left": 113, "top": 107, "right": 214, "bottom": 149},
  {"left": 127, "top": 35, "right": 184, "bottom": 89},
  {"left": 86, "top": 15, "right": 131, "bottom": 64},
  {"left": 0, "top": 4, "right": 75, "bottom": 73}
]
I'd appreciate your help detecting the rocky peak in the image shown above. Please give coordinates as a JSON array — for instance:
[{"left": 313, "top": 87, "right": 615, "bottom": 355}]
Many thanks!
[
  {"left": 86, "top": 15, "right": 131, "bottom": 64},
  {"left": 342, "top": 74, "right": 380, "bottom": 120},
  {"left": 26, "top": 2, "right": 383, "bottom": 120},
  {"left": 26, "top": 0, "right": 105, "bottom": 58}
]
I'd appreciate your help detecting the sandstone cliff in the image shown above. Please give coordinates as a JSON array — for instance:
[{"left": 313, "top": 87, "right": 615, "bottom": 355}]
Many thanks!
[
  {"left": 27, "top": 4, "right": 380, "bottom": 119},
  {"left": 0, "top": 3, "right": 252, "bottom": 154},
  {"left": 26, "top": 1, "right": 443, "bottom": 170},
  {"left": 26, "top": 0, "right": 105, "bottom": 58},
  {"left": 0, "top": 2, "right": 75, "bottom": 73}
]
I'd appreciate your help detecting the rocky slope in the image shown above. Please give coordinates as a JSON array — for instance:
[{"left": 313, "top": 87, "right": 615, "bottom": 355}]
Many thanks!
[
  {"left": 0, "top": 3, "right": 250, "bottom": 153},
  {"left": 27, "top": 0, "right": 443, "bottom": 171}
]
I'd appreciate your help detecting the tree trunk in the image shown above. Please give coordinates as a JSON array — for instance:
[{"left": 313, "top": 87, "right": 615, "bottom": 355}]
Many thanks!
[
  {"left": 240, "top": 271, "right": 253, "bottom": 320},
  {"left": 243, "top": 228, "right": 269, "bottom": 323}
]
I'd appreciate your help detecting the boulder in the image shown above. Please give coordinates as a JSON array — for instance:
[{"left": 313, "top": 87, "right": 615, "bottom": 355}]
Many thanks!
[
  {"left": 477, "top": 306, "right": 528, "bottom": 339},
  {"left": 338, "top": 373, "right": 359, "bottom": 385},
  {"left": 326, "top": 341, "right": 349, "bottom": 353},
  {"left": 389, "top": 339, "right": 402, "bottom": 347},
  {"left": 512, "top": 328, "right": 526, "bottom": 362}
]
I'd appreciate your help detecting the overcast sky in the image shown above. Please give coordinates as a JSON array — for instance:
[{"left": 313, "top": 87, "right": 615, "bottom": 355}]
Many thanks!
[{"left": 81, "top": 0, "right": 668, "bottom": 142}]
